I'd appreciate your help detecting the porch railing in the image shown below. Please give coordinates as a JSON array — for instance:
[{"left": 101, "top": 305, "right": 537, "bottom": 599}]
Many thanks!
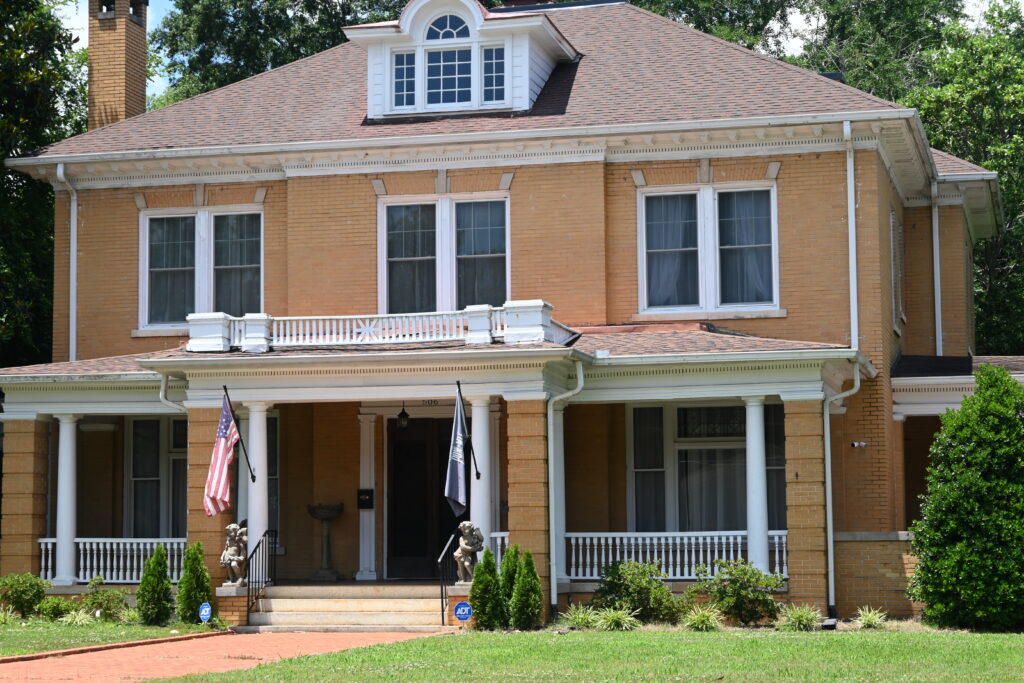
[
  {"left": 490, "top": 531, "right": 510, "bottom": 569},
  {"left": 272, "top": 311, "right": 469, "bottom": 346},
  {"left": 437, "top": 532, "right": 460, "bottom": 627},
  {"left": 565, "top": 531, "right": 788, "bottom": 581},
  {"left": 37, "top": 538, "right": 186, "bottom": 584},
  {"left": 246, "top": 530, "right": 278, "bottom": 612}
]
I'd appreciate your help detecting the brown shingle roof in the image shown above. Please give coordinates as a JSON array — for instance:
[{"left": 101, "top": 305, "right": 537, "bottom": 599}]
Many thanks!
[
  {"left": 0, "top": 350, "right": 180, "bottom": 377},
  {"left": 932, "top": 148, "right": 992, "bottom": 176},
  {"left": 572, "top": 323, "right": 846, "bottom": 357},
  {"left": 26, "top": 2, "right": 901, "bottom": 159}
]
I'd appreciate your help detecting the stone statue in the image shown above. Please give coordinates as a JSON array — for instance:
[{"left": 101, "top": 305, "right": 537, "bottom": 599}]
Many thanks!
[
  {"left": 220, "top": 523, "right": 248, "bottom": 586},
  {"left": 454, "top": 521, "right": 485, "bottom": 583}
]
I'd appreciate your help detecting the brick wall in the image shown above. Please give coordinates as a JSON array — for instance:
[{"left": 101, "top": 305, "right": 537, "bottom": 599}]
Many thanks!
[
  {"left": 784, "top": 400, "right": 827, "bottom": 611},
  {"left": 87, "top": 0, "right": 146, "bottom": 130},
  {"left": 506, "top": 400, "right": 550, "bottom": 616},
  {"left": 0, "top": 420, "right": 50, "bottom": 575},
  {"left": 186, "top": 408, "right": 232, "bottom": 587},
  {"left": 835, "top": 536, "right": 920, "bottom": 618}
]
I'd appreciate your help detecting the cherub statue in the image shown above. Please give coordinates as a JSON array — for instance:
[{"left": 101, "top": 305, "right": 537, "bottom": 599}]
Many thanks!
[
  {"left": 220, "top": 523, "right": 248, "bottom": 586},
  {"left": 454, "top": 520, "right": 485, "bottom": 583}
]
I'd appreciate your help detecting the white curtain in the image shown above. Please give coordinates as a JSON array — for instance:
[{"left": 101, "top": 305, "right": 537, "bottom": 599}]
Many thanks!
[
  {"left": 646, "top": 194, "right": 698, "bottom": 307},
  {"left": 678, "top": 448, "right": 746, "bottom": 531},
  {"left": 719, "top": 190, "right": 772, "bottom": 304}
]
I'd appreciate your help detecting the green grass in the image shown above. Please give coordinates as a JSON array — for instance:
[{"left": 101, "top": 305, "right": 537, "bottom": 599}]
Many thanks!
[
  {"left": 0, "top": 619, "right": 211, "bottom": 657},
  {"left": 167, "top": 628, "right": 1024, "bottom": 682}
]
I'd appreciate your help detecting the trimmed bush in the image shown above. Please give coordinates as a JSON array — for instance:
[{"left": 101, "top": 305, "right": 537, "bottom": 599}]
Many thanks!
[
  {"left": 498, "top": 544, "right": 521, "bottom": 626},
  {"left": 558, "top": 602, "right": 598, "bottom": 630},
  {"left": 177, "top": 542, "right": 213, "bottom": 624},
  {"left": 594, "top": 607, "right": 640, "bottom": 632},
  {"left": 0, "top": 572, "right": 50, "bottom": 617},
  {"left": 688, "top": 560, "right": 783, "bottom": 625},
  {"left": 81, "top": 576, "right": 128, "bottom": 621},
  {"left": 37, "top": 595, "right": 75, "bottom": 621},
  {"left": 468, "top": 548, "right": 505, "bottom": 630},
  {"left": 509, "top": 549, "right": 544, "bottom": 630},
  {"left": 592, "top": 560, "right": 684, "bottom": 624},
  {"left": 59, "top": 609, "right": 96, "bottom": 626},
  {"left": 136, "top": 544, "right": 174, "bottom": 626},
  {"left": 776, "top": 603, "right": 822, "bottom": 631},
  {"left": 682, "top": 604, "right": 724, "bottom": 632},
  {"left": 854, "top": 605, "right": 888, "bottom": 630},
  {"left": 118, "top": 606, "right": 142, "bottom": 624},
  {"left": 910, "top": 364, "right": 1024, "bottom": 630}
]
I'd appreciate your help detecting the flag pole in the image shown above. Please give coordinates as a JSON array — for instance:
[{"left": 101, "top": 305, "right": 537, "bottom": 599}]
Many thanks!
[
  {"left": 457, "top": 381, "right": 481, "bottom": 480},
  {"left": 223, "top": 385, "right": 257, "bottom": 483}
]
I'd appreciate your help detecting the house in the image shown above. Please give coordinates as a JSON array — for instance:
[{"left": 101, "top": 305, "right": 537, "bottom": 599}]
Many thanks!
[{"left": 0, "top": 0, "right": 1005, "bottom": 628}]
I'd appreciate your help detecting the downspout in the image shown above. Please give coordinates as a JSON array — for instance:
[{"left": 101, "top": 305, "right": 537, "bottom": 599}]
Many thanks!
[
  {"left": 843, "top": 121, "right": 860, "bottom": 351},
  {"left": 931, "top": 181, "right": 943, "bottom": 356},
  {"left": 55, "top": 163, "right": 77, "bottom": 361},
  {"left": 823, "top": 359, "right": 862, "bottom": 618},
  {"left": 547, "top": 359, "right": 584, "bottom": 618},
  {"left": 158, "top": 374, "right": 186, "bottom": 413}
]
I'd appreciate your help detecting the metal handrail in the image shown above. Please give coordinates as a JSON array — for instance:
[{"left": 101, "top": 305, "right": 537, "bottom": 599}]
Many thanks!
[
  {"left": 246, "top": 530, "right": 277, "bottom": 612},
  {"left": 437, "top": 533, "right": 458, "bottom": 626}
]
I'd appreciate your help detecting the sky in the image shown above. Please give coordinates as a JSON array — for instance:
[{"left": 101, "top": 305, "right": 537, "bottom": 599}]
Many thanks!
[{"left": 57, "top": 0, "right": 993, "bottom": 99}]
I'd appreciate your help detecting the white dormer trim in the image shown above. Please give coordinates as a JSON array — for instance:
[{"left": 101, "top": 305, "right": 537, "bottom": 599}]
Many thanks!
[{"left": 345, "top": 0, "right": 577, "bottom": 119}]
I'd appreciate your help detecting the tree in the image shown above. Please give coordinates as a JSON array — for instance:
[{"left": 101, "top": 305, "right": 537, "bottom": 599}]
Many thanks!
[
  {"left": 1, "top": 0, "right": 84, "bottom": 366},
  {"left": 909, "top": 364, "right": 1024, "bottom": 630},
  {"left": 795, "top": 0, "right": 964, "bottom": 102},
  {"left": 633, "top": 0, "right": 797, "bottom": 54},
  {"left": 509, "top": 549, "right": 544, "bottom": 630},
  {"left": 136, "top": 544, "right": 174, "bottom": 625},
  {"left": 903, "top": 1, "right": 1024, "bottom": 354},
  {"left": 176, "top": 542, "right": 213, "bottom": 624},
  {"left": 467, "top": 548, "right": 504, "bottom": 630}
]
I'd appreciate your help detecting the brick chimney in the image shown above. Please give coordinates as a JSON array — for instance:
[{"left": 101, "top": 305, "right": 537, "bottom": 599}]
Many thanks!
[{"left": 87, "top": 0, "right": 148, "bottom": 130}]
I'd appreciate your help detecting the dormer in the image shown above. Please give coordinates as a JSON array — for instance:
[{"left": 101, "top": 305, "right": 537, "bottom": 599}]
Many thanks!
[{"left": 345, "top": 0, "right": 579, "bottom": 119}]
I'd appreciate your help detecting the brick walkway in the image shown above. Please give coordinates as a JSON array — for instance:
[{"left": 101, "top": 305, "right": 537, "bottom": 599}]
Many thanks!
[{"left": 0, "top": 631, "right": 440, "bottom": 682}]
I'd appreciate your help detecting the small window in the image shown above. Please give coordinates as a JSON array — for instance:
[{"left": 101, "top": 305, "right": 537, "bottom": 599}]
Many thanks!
[
  {"left": 427, "top": 49, "right": 471, "bottom": 105},
  {"left": 426, "top": 14, "right": 469, "bottom": 40},
  {"left": 482, "top": 47, "right": 505, "bottom": 102},
  {"left": 393, "top": 52, "right": 415, "bottom": 108}
]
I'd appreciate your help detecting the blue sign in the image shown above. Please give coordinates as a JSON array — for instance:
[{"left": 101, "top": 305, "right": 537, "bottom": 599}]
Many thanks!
[
  {"left": 199, "top": 602, "right": 212, "bottom": 623},
  {"left": 454, "top": 601, "right": 473, "bottom": 621}
]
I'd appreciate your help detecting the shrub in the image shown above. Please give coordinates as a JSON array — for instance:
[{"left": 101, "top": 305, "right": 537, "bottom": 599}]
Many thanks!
[
  {"left": 509, "top": 549, "right": 544, "bottom": 630},
  {"left": 37, "top": 595, "right": 75, "bottom": 621},
  {"left": 80, "top": 577, "right": 128, "bottom": 621},
  {"left": 854, "top": 605, "right": 888, "bottom": 630},
  {"left": 909, "top": 365, "right": 1024, "bottom": 631},
  {"left": 118, "top": 607, "right": 142, "bottom": 624},
  {"left": 177, "top": 543, "right": 213, "bottom": 624},
  {"left": 682, "top": 604, "right": 723, "bottom": 632},
  {"left": 688, "top": 560, "right": 784, "bottom": 625},
  {"left": 594, "top": 608, "right": 640, "bottom": 632},
  {"left": 498, "top": 544, "right": 521, "bottom": 626},
  {"left": 592, "top": 560, "right": 683, "bottom": 624},
  {"left": 0, "top": 573, "right": 50, "bottom": 617},
  {"left": 59, "top": 609, "right": 96, "bottom": 626},
  {"left": 0, "top": 605, "right": 16, "bottom": 625},
  {"left": 136, "top": 544, "right": 174, "bottom": 626},
  {"left": 776, "top": 603, "right": 822, "bottom": 632},
  {"left": 468, "top": 548, "right": 505, "bottom": 630},
  {"left": 558, "top": 603, "right": 598, "bottom": 630}
]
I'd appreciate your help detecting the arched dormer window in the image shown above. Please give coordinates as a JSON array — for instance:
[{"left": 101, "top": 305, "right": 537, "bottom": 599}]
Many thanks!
[{"left": 426, "top": 14, "right": 469, "bottom": 40}]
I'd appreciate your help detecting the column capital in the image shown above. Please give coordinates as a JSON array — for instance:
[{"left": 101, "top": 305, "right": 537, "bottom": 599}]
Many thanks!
[
  {"left": 465, "top": 395, "right": 492, "bottom": 407},
  {"left": 357, "top": 413, "right": 378, "bottom": 425},
  {"left": 741, "top": 395, "right": 766, "bottom": 405},
  {"left": 242, "top": 401, "right": 272, "bottom": 413},
  {"left": 53, "top": 413, "right": 81, "bottom": 423}
]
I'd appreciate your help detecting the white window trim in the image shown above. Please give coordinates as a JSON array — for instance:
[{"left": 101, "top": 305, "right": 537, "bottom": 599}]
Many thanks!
[
  {"left": 636, "top": 181, "right": 780, "bottom": 315},
  {"left": 124, "top": 416, "right": 188, "bottom": 539},
  {"left": 138, "top": 204, "right": 265, "bottom": 330},
  {"left": 376, "top": 191, "right": 511, "bottom": 314}
]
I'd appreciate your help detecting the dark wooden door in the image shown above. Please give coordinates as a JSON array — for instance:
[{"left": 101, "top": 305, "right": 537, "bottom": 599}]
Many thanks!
[{"left": 387, "top": 418, "right": 468, "bottom": 578}]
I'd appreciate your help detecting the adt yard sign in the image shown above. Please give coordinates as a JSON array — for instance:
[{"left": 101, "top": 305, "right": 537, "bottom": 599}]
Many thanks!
[
  {"left": 199, "top": 602, "right": 212, "bottom": 623},
  {"left": 454, "top": 602, "right": 472, "bottom": 621}
]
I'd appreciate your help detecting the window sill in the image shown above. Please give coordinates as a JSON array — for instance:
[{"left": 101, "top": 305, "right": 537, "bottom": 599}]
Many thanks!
[
  {"left": 132, "top": 327, "right": 188, "bottom": 338},
  {"left": 632, "top": 309, "right": 787, "bottom": 322}
]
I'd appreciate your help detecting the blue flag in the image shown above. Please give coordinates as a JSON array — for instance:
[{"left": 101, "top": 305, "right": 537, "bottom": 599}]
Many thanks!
[{"left": 445, "top": 384, "right": 471, "bottom": 516}]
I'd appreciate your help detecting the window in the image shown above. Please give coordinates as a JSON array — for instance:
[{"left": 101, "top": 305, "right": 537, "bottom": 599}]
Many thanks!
[
  {"left": 629, "top": 405, "right": 786, "bottom": 532},
  {"left": 890, "top": 210, "right": 906, "bottom": 334},
  {"left": 482, "top": 46, "right": 505, "bottom": 102},
  {"left": 380, "top": 195, "right": 509, "bottom": 314},
  {"left": 426, "top": 48, "right": 471, "bottom": 105},
  {"left": 393, "top": 52, "right": 415, "bottom": 107},
  {"left": 130, "top": 420, "right": 161, "bottom": 538},
  {"left": 426, "top": 14, "right": 469, "bottom": 40},
  {"left": 127, "top": 417, "right": 189, "bottom": 538},
  {"left": 639, "top": 186, "right": 778, "bottom": 313},
  {"left": 140, "top": 208, "right": 263, "bottom": 327}
]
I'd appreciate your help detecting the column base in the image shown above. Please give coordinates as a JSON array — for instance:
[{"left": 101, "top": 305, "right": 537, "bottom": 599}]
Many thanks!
[
  {"left": 51, "top": 577, "right": 76, "bottom": 587},
  {"left": 355, "top": 570, "right": 378, "bottom": 581}
]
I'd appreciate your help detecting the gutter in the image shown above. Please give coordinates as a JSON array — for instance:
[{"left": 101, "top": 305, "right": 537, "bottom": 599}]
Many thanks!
[
  {"left": 843, "top": 121, "right": 860, "bottom": 351},
  {"left": 157, "top": 374, "right": 186, "bottom": 413},
  {"left": 547, "top": 359, "right": 584, "bottom": 618},
  {"left": 55, "top": 163, "right": 77, "bottom": 361},
  {"left": 931, "top": 182, "right": 943, "bottom": 356}
]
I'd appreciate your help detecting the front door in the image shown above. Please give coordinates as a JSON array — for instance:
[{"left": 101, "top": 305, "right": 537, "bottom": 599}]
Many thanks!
[{"left": 387, "top": 417, "right": 469, "bottom": 578}]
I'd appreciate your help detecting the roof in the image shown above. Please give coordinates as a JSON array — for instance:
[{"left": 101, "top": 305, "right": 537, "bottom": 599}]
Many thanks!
[
  {"left": 892, "top": 355, "right": 1024, "bottom": 377},
  {"left": 0, "top": 350, "right": 180, "bottom": 377},
  {"left": 572, "top": 323, "right": 846, "bottom": 357},
  {"left": 932, "top": 148, "right": 993, "bottom": 177},
  {"left": 23, "top": 2, "right": 903, "bottom": 159}
]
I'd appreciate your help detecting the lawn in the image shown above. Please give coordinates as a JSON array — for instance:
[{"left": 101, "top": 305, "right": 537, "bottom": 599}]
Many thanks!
[
  {"left": 167, "top": 627, "right": 1024, "bottom": 682},
  {"left": 0, "top": 619, "right": 212, "bottom": 657}
]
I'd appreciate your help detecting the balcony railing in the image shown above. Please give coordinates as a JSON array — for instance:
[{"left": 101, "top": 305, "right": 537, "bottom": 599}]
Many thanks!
[
  {"left": 188, "top": 300, "right": 577, "bottom": 353},
  {"left": 38, "top": 538, "right": 187, "bottom": 584},
  {"left": 565, "top": 531, "right": 788, "bottom": 580}
]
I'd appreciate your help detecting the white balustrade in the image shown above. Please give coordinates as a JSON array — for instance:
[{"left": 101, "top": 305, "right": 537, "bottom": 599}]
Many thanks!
[
  {"left": 490, "top": 532, "right": 510, "bottom": 569},
  {"left": 38, "top": 538, "right": 186, "bottom": 584},
  {"left": 271, "top": 311, "right": 470, "bottom": 346},
  {"left": 565, "top": 531, "right": 788, "bottom": 580},
  {"left": 490, "top": 308, "right": 508, "bottom": 338}
]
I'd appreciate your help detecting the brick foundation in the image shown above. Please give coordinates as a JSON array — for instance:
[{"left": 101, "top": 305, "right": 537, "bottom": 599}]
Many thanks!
[{"left": 835, "top": 534, "right": 920, "bottom": 619}]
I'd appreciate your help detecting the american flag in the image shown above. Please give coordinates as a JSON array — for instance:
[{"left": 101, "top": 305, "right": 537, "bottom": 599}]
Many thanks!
[{"left": 204, "top": 396, "right": 239, "bottom": 516}]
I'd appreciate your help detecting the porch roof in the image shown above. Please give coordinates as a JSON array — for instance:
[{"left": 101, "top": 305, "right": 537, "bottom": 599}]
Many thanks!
[{"left": 572, "top": 323, "right": 847, "bottom": 358}]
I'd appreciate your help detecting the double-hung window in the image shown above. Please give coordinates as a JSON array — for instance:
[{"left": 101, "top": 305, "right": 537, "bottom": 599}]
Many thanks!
[
  {"left": 380, "top": 195, "right": 509, "bottom": 313},
  {"left": 127, "top": 417, "right": 189, "bottom": 538},
  {"left": 141, "top": 208, "right": 263, "bottom": 328},
  {"left": 638, "top": 185, "right": 778, "bottom": 314}
]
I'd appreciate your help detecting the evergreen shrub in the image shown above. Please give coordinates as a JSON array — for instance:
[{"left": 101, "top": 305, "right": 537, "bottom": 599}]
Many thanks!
[
  {"left": 509, "top": 549, "right": 543, "bottom": 630},
  {"left": 468, "top": 548, "right": 504, "bottom": 630},
  {"left": 176, "top": 542, "right": 213, "bottom": 624},
  {"left": 688, "top": 560, "right": 783, "bottom": 625},
  {"left": 592, "top": 560, "right": 683, "bottom": 623},
  {"left": 136, "top": 544, "right": 173, "bottom": 626},
  {"left": 0, "top": 572, "right": 50, "bottom": 617}
]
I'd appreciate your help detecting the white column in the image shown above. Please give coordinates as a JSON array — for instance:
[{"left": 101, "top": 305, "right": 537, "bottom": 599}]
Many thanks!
[
  {"left": 552, "top": 403, "right": 567, "bottom": 579},
  {"left": 744, "top": 396, "right": 770, "bottom": 572},
  {"left": 245, "top": 402, "right": 270, "bottom": 557},
  {"left": 236, "top": 415, "right": 250, "bottom": 524},
  {"left": 469, "top": 397, "right": 492, "bottom": 546},
  {"left": 356, "top": 413, "right": 377, "bottom": 580},
  {"left": 53, "top": 414, "right": 80, "bottom": 586}
]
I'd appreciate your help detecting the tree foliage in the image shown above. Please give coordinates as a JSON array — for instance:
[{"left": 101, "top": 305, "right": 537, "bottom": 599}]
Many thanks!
[
  {"left": 176, "top": 542, "right": 213, "bottom": 624},
  {"left": 903, "top": 1, "right": 1024, "bottom": 354},
  {"left": 1, "top": 0, "right": 84, "bottom": 366},
  {"left": 633, "top": 0, "right": 797, "bottom": 54},
  {"left": 509, "top": 549, "right": 543, "bottom": 630},
  {"left": 136, "top": 544, "right": 174, "bottom": 626},
  {"left": 467, "top": 547, "right": 504, "bottom": 630},
  {"left": 910, "top": 364, "right": 1024, "bottom": 630}
]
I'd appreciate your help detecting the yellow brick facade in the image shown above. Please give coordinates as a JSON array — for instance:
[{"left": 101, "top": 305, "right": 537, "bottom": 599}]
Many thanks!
[{"left": 87, "top": 0, "right": 147, "bottom": 131}]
